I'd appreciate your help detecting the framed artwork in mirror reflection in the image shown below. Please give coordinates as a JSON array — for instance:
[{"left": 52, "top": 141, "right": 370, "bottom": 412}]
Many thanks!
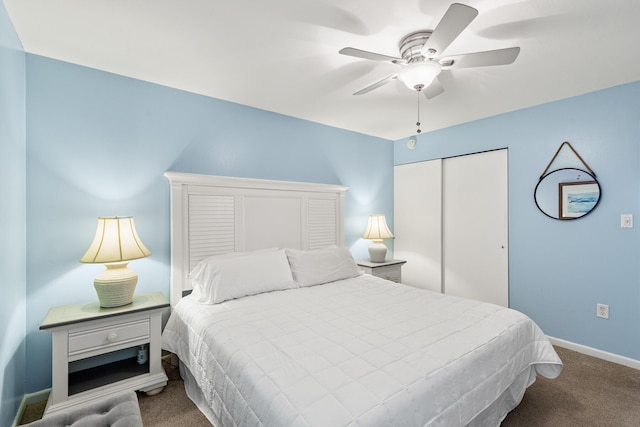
[{"left": 559, "top": 181, "right": 599, "bottom": 219}]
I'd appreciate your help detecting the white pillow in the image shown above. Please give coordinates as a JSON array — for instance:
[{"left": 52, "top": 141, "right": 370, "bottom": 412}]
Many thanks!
[
  {"left": 285, "top": 246, "right": 362, "bottom": 287},
  {"left": 189, "top": 249, "right": 296, "bottom": 304},
  {"left": 189, "top": 248, "right": 278, "bottom": 284}
]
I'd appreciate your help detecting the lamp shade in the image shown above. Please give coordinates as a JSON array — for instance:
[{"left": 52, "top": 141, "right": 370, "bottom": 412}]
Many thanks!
[
  {"left": 362, "top": 214, "right": 393, "bottom": 263},
  {"left": 362, "top": 214, "right": 394, "bottom": 240},
  {"left": 81, "top": 217, "right": 151, "bottom": 264},
  {"left": 81, "top": 217, "right": 150, "bottom": 308},
  {"left": 397, "top": 61, "right": 442, "bottom": 91}
]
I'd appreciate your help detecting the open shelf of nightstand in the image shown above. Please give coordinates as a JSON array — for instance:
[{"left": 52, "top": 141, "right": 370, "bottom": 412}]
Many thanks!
[{"left": 69, "top": 352, "right": 150, "bottom": 395}]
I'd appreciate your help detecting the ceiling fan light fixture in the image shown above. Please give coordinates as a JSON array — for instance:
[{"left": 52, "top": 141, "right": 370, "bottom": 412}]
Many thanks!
[{"left": 397, "top": 61, "right": 442, "bottom": 91}]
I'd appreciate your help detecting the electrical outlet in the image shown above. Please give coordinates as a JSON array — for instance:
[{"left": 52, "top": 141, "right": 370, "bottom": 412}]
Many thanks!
[{"left": 596, "top": 303, "right": 609, "bottom": 319}]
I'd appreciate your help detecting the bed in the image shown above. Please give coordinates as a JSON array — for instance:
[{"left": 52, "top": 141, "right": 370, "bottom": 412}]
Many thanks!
[{"left": 162, "top": 172, "right": 562, "bottom": 426}]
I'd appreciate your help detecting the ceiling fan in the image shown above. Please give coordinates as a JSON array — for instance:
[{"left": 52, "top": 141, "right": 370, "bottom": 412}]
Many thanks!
[{"left": 339, "top": 3, "right": 520, "bottom": 99}]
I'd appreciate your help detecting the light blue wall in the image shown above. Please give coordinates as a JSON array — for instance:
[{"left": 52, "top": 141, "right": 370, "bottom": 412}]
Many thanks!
[
  {"left": 24, "top": 55, "right": 393, "bottom": 392},
  {"left": 0, "top": 2, "right": 26, "bottom": 425},
  {"left": 395, "top": 81, "right": 640, "bottom": 361}
]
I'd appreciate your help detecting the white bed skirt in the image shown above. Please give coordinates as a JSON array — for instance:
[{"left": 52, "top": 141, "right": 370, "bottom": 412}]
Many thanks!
[{"left": 180, "top": 361, "right": 221, "bottom": 426}]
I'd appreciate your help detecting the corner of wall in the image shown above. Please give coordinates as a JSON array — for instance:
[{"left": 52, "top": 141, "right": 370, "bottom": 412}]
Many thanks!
[{"left": 0, "top": 2, "right": 27, "bottom": 426}]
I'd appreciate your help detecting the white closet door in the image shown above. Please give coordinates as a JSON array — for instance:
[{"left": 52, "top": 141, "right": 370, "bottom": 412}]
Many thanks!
[
  {"left": 394, "top": 160, "right": 442, "bottom": 292},
  {"left": 442, "top": 149, "right": 508, "bottom": 306}
]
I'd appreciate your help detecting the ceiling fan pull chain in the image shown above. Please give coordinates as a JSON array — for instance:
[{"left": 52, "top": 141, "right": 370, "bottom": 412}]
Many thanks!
[{"left": 416, "top": 89, "right": 422, "bottom": 134}]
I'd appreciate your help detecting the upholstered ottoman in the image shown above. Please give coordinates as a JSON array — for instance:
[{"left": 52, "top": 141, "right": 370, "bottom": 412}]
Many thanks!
[{"left": 23, "top": 391, "right": 143, "bottom": 427}]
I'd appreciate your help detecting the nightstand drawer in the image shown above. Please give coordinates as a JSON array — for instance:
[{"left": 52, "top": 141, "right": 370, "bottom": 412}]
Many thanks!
[
  {"left": 357, "top": 259, "right": 406, "bottom": 284},
  {"left": 371, "top": 265, "right": 401, "bottom": 282},
  {"left": 69, "top": 319, "right": 149, "bottom": 358}
]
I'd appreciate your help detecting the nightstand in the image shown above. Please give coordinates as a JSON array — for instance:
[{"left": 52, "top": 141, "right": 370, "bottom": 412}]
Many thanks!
[
  {"left": 357, "top": 259, "right": 407, "bottom": 283},
  {"left": 40, "top": 292, "right": 169, "bottom": 416}
]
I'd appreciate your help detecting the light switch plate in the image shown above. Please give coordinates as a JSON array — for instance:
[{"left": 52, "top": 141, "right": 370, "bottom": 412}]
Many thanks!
[{"left": 621, "top": 214, "right": 633, "bottom": 228}]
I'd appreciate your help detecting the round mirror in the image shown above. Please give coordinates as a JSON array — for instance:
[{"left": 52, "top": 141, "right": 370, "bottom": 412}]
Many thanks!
[{"left": 534, "top": 168, "right": 601, "bottom": 220}]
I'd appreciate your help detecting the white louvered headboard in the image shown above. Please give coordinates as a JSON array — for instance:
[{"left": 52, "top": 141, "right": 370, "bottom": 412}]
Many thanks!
[{"left": 164, "top": 172, "right": 348, "bottom": 306}]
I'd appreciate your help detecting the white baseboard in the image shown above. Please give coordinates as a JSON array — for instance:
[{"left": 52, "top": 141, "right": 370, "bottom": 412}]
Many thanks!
[
  {"left": 12, "top": 389, "right": 50, "bottom": 427},
  {"left": 548, "top": 336, "right": 640, "bottom": 370}
]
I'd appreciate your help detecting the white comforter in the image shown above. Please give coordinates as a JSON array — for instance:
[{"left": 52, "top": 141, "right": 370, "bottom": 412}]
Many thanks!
[{"left": 162, "top": 274, "right": 562, "bottom": 426}]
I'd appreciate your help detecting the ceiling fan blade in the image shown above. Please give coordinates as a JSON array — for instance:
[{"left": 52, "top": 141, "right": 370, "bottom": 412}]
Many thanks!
[
  {"left": 339, "top": 47, "right": 405, "bottom": 64},
  {"left": 441, "top": 46, "right": 520, "bottom": 69},
  {"left": 421, "top": 3, "right": 479, "bottom": 57},
  {"left": 423, "top": 77, "right": 445, "bottom": 99},
  {"left": 353, "top": 72, "right": 398, "bottom": 95}
]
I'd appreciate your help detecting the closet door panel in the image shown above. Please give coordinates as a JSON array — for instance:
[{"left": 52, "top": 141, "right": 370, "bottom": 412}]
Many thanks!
[
  {"left": 394, "top": 160, "right": 442, "bottom": 291},
  {"left": 442, "top": 149, "right": 508, "bottom": 306}
]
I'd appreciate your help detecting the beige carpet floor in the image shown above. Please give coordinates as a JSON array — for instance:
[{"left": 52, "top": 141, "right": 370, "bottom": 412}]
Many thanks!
[
  {"left": 135, "top": 346, "right": 640, "bottom": 426},
  {"left": 137, "top": 359, "right": 211, "bottom": 427},
  {"left": 502, "top": 346, "right": 640, "bottom": 426}
]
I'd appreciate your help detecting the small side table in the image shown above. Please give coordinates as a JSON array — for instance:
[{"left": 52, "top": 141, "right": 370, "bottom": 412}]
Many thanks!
[
  {"left": 357, "top": 259, "right": 406, "bottom": 283},
  {"left": 40, "top": 292, "right": 169, "bottom": 416}
]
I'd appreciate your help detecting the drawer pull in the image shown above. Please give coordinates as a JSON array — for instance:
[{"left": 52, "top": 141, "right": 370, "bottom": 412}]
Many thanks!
[{"left": 107, "top": 332, "right": 118, "bottom": 342}]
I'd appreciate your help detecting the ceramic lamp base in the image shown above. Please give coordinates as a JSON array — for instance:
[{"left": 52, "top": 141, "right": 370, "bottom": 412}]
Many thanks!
[
  {"left": 94, "top": 262, "right": 138, "bottom": 308},
  {"left": 368, "top": 240, "right": 387, "bottom": 263}
]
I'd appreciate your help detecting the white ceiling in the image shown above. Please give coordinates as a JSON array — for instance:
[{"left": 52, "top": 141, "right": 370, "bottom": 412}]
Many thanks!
[{"left": 4, "top": 0, "right": 640, "bottom": 140}]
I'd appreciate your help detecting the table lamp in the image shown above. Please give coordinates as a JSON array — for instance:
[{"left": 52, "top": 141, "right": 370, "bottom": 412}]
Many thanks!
[
  {"left": 362, "top": 214, "right": 394, "bottom": 262},
  {"left": 81, "top": 216, "right": 151, "bottom": 307}
]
